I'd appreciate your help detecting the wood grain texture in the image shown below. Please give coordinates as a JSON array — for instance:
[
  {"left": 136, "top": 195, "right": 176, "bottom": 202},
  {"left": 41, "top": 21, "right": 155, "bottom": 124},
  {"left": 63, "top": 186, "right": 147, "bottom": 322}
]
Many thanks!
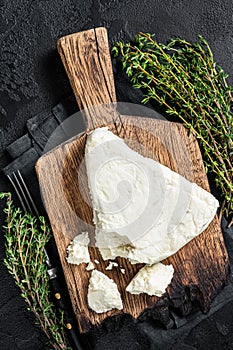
[
  {"left": 57, "top": 27, "right": 120, "bottom": 130},
  {"left": 36, "top": 28, "right": 229, "bottom": 332}
]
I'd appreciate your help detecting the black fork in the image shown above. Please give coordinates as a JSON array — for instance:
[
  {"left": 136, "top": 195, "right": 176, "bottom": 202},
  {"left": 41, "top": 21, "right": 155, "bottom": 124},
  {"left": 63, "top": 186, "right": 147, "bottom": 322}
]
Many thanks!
[{"left": 7, "top": 170, "right": 83, "bottom": 350}]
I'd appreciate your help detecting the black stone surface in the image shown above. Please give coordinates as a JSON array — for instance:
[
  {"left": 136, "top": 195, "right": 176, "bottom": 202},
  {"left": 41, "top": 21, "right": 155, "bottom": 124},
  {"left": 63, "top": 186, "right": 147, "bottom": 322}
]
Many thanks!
[{"left": 0, "top": 1, "right": 233, "bottom": 349}]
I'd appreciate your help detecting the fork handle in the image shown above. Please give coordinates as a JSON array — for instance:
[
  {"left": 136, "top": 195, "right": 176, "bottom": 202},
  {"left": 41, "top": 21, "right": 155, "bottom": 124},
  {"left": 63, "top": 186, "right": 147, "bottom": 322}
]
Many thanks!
[{"left": 50, "top": 276, "right": 83, "bottom": 350}]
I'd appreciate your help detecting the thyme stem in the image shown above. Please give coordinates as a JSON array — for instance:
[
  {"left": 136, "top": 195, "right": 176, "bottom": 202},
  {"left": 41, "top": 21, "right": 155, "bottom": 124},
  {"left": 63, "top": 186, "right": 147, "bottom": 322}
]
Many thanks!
[
  {"left": 113, "top": 33, "right": 233, "bottom": 222},
  {"left": 0, "top": 192, "right": 71, "bottom": 350}
]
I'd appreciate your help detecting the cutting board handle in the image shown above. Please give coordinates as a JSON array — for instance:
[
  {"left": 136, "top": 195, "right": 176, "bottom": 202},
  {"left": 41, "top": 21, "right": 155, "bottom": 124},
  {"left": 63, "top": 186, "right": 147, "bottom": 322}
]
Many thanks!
[{"left": 57, "top": 27, "right": 120, "bottom": 130}]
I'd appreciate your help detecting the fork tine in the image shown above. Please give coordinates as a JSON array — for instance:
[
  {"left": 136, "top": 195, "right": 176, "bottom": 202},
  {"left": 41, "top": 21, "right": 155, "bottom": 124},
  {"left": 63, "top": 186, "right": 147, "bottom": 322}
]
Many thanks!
[
  {"left": 12, "top": 172, "right": 34, "bottom": 215},
  {"left": 7, "top": 174, "right": 28, "bottom": 213},
  {"left": 7, "top": 171, "right": 39, "bottom": 217},
  {"left": 17, "top": 170, "right": 39, "bottom": 217}
]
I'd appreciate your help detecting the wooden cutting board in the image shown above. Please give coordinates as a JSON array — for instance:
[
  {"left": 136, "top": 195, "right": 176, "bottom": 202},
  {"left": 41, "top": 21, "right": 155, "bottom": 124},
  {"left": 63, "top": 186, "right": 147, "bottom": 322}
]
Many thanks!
[{"left": 36, "top": 27, "right": 229, "bottom": 333}]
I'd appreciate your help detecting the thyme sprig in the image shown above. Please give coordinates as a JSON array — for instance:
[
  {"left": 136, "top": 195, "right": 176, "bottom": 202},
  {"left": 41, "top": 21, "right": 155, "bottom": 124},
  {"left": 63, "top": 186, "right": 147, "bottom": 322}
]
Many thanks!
[
  {"left": 0, "top": 192, "right": 71, "bottom": 350},
  {"left": 113, "top": 33, "right": 233, "bottom": 224}
]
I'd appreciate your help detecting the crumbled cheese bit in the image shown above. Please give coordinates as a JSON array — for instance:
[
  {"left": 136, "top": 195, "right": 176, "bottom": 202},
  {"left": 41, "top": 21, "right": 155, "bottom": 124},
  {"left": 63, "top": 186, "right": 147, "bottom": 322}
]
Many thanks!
[
  {"left": 94, "top": 259, "right": 99, "bottom": 264},
  {"left": 126, "top": 263, "right": 174, "bottom": 297},
  {"left": 66, "top": 232, "right": 90, "bottom": 265},
  {"left": 86, "top": 261, "right": 95, "bottom": 271},
  {"left": 120, "top": 268, "right": 125, "bottom": 274},
  {"left": 106, "top": 261, "right": 118, "bottom": 270},
  {"left": 88, "top": 270, "right": 123, "bottom": 313}
]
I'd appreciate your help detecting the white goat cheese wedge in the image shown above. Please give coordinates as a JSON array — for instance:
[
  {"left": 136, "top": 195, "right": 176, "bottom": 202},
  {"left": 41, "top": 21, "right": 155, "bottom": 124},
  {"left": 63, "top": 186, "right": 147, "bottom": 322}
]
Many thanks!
[
  {"left": 88, "top": 270, "right": 123, "bottom": 313},
  {"left": 86, "top": 261, "right": 95, "bottom": 271},
  {"left": 85, "top": 127, "right": 219, "bottom": 264},
  {"left": 67, "top": 232, "right": 90, "bottom": 265},
  {"left": 126, "top": 263, "right": 174, "bottom": 297}
]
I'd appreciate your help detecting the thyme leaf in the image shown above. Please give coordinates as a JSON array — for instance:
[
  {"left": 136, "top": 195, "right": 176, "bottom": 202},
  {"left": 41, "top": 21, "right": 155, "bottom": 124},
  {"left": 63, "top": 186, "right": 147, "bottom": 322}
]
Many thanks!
[
  {"left": 0, "top": 192, "right": 71, "bottom": 350},
  {"left": 113, "top": 33, "right": 233, "bottom": 224}
]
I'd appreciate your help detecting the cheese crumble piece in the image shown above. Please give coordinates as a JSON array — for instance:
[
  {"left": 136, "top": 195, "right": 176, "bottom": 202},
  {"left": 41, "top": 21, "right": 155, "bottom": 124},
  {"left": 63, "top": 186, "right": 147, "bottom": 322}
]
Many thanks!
[
  {"left": 106, "top": 261, "right": 118, "bottom": 270},
  {"left": 126, "top": 262, "right": 174, "bottom": 297},
  {"left": 88, "top": 270, "right": 123, "bottom": 313},
  {"left": 66, "top": 232, "right": 90, "bottom": 265},
  {"left": 86, "top": 261, "right": 95, "bottom": 271}
]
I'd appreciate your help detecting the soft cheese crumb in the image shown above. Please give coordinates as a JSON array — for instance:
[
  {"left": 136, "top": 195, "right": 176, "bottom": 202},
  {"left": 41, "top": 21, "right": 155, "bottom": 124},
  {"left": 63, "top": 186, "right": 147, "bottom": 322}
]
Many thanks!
[
  {"left": 94, "top": 259, "right": 99, "bottom": 264},
  {"left": 66, "top": 232, "right": 90, "bottom": 265},
  {"left": 120, "top": 268, "right": 125, "bottom": 274},
  {"left": 88, "top": 270, "right": 123, "bottom": 313},
  {"left": 106, "top": 261, "right": 118, "bottom": 270},
  {"left": 126, "top": 263, "right": 174, "bottom": 297},
  {"left": 86, "top": 261, "right": 95, "bottom": 271}
]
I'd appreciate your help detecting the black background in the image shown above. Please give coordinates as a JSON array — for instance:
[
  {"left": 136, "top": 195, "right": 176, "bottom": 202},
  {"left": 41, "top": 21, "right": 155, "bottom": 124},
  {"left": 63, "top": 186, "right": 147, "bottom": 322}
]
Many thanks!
[{"left": 0, "top": 1, "right": 233, "bottom": 349}]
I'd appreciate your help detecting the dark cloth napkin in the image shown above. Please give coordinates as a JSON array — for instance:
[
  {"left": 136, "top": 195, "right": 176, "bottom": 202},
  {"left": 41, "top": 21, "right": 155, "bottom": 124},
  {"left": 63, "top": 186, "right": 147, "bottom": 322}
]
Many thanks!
[
  {"left": 2, "top": 95, "right": 79, "bottom": 216},
  {"left": 2, "top": 97, "right": 233, "bottom": 350}
]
